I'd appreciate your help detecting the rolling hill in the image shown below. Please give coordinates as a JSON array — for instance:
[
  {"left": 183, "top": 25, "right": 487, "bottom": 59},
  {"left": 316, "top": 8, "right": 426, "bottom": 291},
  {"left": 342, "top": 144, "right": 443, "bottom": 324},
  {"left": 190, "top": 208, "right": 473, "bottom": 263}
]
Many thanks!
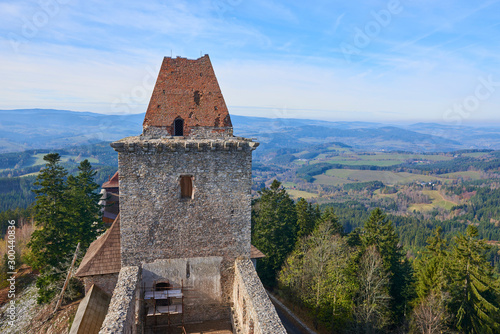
[{"left": 1, "top": 109, "right": 500, "bottom": 153}]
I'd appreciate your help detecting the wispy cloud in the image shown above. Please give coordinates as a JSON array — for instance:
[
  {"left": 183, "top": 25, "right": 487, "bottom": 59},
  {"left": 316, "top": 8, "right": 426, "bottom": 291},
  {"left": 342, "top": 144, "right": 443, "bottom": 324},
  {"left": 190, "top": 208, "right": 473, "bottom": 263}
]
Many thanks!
[{"left": 0, "top": 0, "right": 499, "bottom": 122}]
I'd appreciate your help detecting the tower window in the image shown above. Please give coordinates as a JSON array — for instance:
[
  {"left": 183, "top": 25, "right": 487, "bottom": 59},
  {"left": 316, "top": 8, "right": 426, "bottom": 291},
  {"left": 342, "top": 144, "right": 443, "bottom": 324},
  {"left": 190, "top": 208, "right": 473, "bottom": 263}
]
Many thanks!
[
  {"left": 174, "top": 118, "right": 184, "bottom": 136},
  {"left": 180, "top": 175, "right": 193, "bottom": 199}
]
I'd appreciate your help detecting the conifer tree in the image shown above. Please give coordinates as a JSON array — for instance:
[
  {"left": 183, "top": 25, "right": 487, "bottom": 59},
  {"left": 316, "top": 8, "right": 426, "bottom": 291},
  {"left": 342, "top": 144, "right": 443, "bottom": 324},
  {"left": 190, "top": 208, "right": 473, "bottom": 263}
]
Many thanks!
[
  {"left": 319, "top": 207, "right": 343, "bottom": 236},
  {"left": 66, "top": 159, "right": 103, "bottom": 250},
  {"left": 296, "top": 198, "right": 320, "bottom": 239},
  {"left": 415, "top": 227, "right": 450, "bottom": 300},
  {"left": 451, "top": 225, "right": 500, "bottom": 333},
  {"left": 252, "top": 179, "right": 297, "bottom": 287},
  {"left": 28, "top": 153, "right": 72, "bottom": 303},
  {"left": 28, "top": 155, "right": 103, "bottom": 303},
  {"left": 412, "top": 227, "right": 452, "bottom": 333},
  {"left": 28, "top": 153, "right": 69, "bottom": 271},
  {"left": 362, "top": 208, "right": 413, "bottom": 325}
]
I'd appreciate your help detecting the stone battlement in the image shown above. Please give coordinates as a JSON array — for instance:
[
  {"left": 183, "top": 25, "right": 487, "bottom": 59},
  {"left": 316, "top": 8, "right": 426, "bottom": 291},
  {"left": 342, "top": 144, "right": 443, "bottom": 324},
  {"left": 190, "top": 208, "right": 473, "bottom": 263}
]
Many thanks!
[{"left": 110, "top": 137, "right": 259, "bottom": 153}]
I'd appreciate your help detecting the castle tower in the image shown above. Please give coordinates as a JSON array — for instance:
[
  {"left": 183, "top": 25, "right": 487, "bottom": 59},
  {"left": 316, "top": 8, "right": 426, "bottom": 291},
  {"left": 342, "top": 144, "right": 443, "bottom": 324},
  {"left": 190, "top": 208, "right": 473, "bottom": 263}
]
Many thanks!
[{"left": 110, "top": 55, "right": 259, "bottom": 322}]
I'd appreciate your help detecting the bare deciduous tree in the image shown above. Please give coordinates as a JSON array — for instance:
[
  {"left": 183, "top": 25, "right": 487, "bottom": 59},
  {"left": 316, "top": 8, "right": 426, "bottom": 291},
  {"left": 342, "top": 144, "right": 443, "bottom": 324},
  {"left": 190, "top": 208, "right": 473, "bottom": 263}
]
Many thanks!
[
  {"left": 411, "top": 292, "right": 451, "bottom": 334},
  {"left": 354, "top": 245, "right": 391, "bottom": 334}
]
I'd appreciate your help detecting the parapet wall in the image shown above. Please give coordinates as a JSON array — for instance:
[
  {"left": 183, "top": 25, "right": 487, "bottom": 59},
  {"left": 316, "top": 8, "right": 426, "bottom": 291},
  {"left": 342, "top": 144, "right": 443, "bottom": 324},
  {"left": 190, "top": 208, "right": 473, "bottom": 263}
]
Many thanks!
[
  {"left": 232, "top": 258, "right": 286, "bottom": 334},
  {"left": 142, "top": 256, "right": 230, "bottom": 323},
  {"left": 99, "top": 266, "right": 140, "bottom": 334}
]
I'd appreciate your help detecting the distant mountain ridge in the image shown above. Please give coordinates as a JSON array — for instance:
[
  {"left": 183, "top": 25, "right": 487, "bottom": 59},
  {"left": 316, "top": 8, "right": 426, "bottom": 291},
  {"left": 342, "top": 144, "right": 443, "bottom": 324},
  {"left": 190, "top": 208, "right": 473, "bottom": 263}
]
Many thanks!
[{"left": 1, "top": 109, "right": 500, "bottom": 153}]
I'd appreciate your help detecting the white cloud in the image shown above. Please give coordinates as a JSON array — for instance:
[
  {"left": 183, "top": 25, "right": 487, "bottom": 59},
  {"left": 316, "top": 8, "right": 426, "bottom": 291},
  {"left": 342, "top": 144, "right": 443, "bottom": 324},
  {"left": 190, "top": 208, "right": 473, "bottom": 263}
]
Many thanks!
[{"left": 0, "top": 0, "right": 500, "bottom": 123}]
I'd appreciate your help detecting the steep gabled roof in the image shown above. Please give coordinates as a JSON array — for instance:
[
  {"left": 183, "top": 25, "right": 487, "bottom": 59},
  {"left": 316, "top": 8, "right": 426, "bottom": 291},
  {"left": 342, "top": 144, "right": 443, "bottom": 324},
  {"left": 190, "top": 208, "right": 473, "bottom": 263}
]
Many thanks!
[
  {"left": 250, "top": 245, "right": 265, "bottom": 259},
  {"left": 102, "top": 172, "right": 119, "bottom": 189},
  {"left": 76, "top": 214, "right": 121, "bottom": 277},
  {"left": 143, "top": 55, "right": 232, "bottom": 136}
]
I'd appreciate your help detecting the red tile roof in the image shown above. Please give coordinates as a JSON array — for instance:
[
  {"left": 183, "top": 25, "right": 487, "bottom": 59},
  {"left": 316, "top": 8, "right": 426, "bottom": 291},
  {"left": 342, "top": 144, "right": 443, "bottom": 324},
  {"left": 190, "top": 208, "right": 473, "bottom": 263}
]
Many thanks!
[
  {"left": 143, "top": 55, "right": 232, "bottom": 136},
  {"left": 75, "top": 214, "right": 121, "bottom": 277}
]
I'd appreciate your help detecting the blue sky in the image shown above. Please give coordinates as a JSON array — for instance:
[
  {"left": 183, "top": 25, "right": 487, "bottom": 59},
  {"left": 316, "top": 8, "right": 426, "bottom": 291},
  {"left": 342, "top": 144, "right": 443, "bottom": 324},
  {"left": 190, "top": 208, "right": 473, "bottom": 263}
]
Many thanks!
[{"left": 1, "top": 0, "right": 500, "bottom": 124}]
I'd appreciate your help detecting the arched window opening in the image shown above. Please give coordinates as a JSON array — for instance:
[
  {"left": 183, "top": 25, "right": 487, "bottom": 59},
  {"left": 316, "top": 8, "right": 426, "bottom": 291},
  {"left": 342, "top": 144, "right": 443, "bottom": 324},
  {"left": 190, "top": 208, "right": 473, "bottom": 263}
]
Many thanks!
[
  {"left": 180, "top": 175, "right": 193, "bottom": 199},
  {"left": 174, "top": 118, "right": 184, "bottom": 136},
  {"left": 155, "top": 281, "right": 170, "bottom": 291}
]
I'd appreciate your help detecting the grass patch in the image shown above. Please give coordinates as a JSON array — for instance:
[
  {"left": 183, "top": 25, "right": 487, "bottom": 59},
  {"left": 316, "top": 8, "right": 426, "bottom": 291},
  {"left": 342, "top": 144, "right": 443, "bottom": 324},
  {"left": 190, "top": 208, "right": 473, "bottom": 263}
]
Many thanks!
[
  {"left": 323, "top": 169, "right": 446, "bottom": 185},
  {"left": 439, "top": 171, "right": 482, "bottom": 180},
  {"left": 327, "top": 159, "right": 403, "bottom": 167},
  {"left": 324, "top": 169, "right": 353, "bottom": 178},
  {"left": 313, "top": 174, "right": 354, "bottom": 186},
  {"left": 409, "top": 190, "right": 456, "bottom": 211},
  {"left": 461, "top": 152, "right": 490, "bottom": 158},
  {"left": 323, "top": 153, "right": 452, "bottom": 167},
  {"left": 286, "top": 189, "right": 318, "bottom": 199}
]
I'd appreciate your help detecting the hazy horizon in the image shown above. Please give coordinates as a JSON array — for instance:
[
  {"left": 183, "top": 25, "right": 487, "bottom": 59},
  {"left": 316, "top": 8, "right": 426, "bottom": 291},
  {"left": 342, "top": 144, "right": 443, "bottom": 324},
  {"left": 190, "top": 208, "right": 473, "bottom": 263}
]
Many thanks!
[{"left": 4, "top": 107, "right": 500, "bottom": 128}]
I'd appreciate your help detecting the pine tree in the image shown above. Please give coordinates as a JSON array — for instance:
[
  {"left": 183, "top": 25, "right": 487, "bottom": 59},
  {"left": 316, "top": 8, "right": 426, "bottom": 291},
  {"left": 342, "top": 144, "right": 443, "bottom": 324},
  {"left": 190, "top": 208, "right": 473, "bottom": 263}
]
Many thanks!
[
  {"left": 66, "top": 159, "right": 103, "bottom": 250},
  {"left": 28, "top": 153, "right": 69, "bottom": 271},
  {"left": 451, "top": 225, "right": 500, "bottom": 333},
  {"left": 28, "top": 153, "right": 72, "bottom": 303},
  {"left": 252, "top": 180, "right": 297, "bottom": 287},
  {"left": 415, "top": 227, "right": 450, "bottom": 300},
  {"left": 362, "top": 208, "right": 413, "bottom": 325},
  {"left": 319, "top": 207, "right": 343, "bottom": 236},
  {"left": 28, "top": 155, "right": 103, "bottom": 303},
  {"left": 412, "top": 227, "right": 452, "bottom": 333},
  {"left": 296, "top": 198, "right": 318, "bottom": 239}
]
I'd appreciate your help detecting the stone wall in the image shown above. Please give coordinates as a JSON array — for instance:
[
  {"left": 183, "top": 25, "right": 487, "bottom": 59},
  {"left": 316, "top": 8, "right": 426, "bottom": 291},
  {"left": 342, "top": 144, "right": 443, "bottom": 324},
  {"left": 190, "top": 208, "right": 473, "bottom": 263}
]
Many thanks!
[
  {"left": 83, "top": 273, "right": 118, "bottom": 296},
  {"left": 142, "top": 256, "right": 230, "bottom": 324},
  {"left": 112, "top": 136, "right": 256, "bottom": 322},
  {"left": 70, "top": 284, "right": 111, "bottom": 334},
  {"left": 232, "top": 258, "right": 286, "bottom": 334},
  {"left": 99, "top": 266, "right": 140, "bottom": 334}
]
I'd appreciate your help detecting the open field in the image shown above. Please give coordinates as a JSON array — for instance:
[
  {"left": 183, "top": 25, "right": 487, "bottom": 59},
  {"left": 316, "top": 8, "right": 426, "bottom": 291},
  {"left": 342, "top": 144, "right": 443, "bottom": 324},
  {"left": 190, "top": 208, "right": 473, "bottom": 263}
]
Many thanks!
[
  {"left": 408, "top": 190, "right": 457, "bottom": 212},
  {"left": 326, "top": 159, "right": 403, "bottom": 166},
  {"left": 439, "top": 171, "right": 483, "bottom": 180},
  {"left": 313, "top": 174, "right": 354, "bottom": 186},
  {"left": 322, "top": 169, "right": 447, "bottom": 185},
  {"left": 286, "top": 189, "right": 318, "bottom": 199},
  {"left": 461, "top": 152, "right": 491, "bottom": 158},
  {"left": 302, "top": 152, "right": 454, "bottom": 167}
]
